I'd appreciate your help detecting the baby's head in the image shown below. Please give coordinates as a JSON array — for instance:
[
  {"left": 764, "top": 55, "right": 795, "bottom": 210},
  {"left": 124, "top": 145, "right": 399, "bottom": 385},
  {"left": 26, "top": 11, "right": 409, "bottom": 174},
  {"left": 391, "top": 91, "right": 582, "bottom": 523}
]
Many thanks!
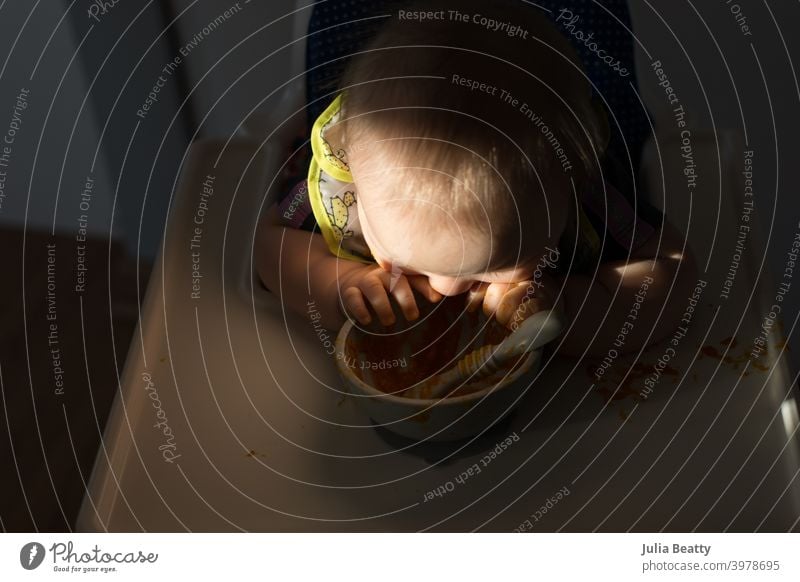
[{"left": 335, "top": 0, "right": 607, "bottom": 295}]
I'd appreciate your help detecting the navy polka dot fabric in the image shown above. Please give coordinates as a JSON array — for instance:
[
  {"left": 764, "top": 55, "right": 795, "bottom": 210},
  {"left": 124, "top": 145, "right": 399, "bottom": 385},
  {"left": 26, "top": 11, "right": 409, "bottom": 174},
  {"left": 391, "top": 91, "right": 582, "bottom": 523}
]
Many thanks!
[{"left": 305, "top": 0, "right": 652, "bottom": 175}]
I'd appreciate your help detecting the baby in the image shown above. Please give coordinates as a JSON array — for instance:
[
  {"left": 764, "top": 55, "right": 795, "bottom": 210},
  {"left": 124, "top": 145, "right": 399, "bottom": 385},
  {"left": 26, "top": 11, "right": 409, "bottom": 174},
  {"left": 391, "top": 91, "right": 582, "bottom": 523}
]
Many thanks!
[{"left": 256, "top": 0, "right": 697, "bottom": 356}]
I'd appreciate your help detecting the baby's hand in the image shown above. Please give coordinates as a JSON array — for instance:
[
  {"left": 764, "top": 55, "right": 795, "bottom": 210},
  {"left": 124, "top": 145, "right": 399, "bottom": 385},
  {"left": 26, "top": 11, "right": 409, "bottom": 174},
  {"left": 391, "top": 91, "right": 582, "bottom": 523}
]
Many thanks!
[
  {"left": 336, "top": 264, "right": 442, "bottom": 326},
  {"left": 467, "top": 272, "right": 559, "bottom": 330}
]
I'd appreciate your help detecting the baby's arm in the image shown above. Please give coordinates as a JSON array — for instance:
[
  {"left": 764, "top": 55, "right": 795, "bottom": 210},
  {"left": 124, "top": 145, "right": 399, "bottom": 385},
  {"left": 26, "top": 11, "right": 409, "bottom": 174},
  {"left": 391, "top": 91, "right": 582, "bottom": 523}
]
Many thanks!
[
  {"left": 556, "top": 219, "right": 697, "bottom": 357},
  {"left": 255, "top": 205, "right": 438, "bottom": 330}
]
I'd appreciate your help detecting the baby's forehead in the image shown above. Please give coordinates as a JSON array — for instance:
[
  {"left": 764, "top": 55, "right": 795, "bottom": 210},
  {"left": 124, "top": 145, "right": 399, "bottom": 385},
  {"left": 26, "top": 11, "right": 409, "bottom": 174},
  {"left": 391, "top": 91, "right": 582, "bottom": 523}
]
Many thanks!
[
  {"left": 366, "top": 213, "right": 498, "bottom": 276},
  {"left": 346, "top": 130, "right": 569, "bottom": 245},
  {"left": 360, "top": 193, "right": 553, "bottom": 271},
  {"left": 356, "top": 168, "right": 564, "bottom": 230}
]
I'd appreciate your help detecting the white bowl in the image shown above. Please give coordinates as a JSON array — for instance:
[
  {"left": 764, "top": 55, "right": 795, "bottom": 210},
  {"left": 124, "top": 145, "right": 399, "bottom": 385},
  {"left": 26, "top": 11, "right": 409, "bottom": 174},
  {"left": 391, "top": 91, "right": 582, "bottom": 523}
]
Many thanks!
[{"left": 334, "top": 319, "right": 541, "bottom": 441}]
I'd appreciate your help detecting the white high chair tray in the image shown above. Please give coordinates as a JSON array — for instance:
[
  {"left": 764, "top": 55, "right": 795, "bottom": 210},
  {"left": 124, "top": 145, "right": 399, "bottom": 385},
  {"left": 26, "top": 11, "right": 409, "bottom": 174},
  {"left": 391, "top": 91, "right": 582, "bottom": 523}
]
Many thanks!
[{"left": 78, "top": 138, "right": 800, "bottom": 532}]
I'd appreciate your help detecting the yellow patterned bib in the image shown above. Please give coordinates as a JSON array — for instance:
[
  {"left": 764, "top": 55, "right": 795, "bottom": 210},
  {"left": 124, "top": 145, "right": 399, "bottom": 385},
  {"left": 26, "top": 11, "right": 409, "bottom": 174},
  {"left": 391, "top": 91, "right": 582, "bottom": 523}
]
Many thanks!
[{"left": 307, "top": 95, "right": 373, "bottom": 263}]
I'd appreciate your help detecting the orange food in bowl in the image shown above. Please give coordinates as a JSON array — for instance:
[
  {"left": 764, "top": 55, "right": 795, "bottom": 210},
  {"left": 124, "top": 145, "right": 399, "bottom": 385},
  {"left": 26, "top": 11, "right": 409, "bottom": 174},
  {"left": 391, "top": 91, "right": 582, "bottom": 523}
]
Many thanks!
[{"left": 342, "top": 296, "right": 522, "bottom": 399}]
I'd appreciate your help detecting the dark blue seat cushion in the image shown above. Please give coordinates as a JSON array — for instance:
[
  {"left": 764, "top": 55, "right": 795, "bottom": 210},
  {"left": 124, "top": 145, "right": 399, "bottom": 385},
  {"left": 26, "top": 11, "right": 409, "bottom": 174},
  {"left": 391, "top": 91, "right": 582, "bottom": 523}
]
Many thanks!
[{"left": 305, "top": 0, "right": 651, "bottom": 176}]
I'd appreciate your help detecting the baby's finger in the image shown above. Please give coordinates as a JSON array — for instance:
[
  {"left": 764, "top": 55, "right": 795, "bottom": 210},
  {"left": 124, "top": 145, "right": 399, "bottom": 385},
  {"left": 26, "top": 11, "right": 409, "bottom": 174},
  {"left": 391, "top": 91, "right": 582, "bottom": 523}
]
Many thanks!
[
  {"left": 482, "top": 282, "right": 516, "bottom": 319},
  {"left": 466, "top": 283, "right": 489, "bottom": 313},
  {"left": 359, "top": 277, "right": 396, "bottom": 326},
  {"left": 495, "top": 285, "right": 543, "bottom": 327},
  {"left": 387, "top": 275, "right": 420, "bottom": 322},
  {"left": 342, "top": 287, "right": 372, "bottom": 325},
  {"left": 407, "top": 275, "right": 443, "bottom": 303},
  {"left": 495, "top": 284, "right": 535, "bottom": 327}
]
